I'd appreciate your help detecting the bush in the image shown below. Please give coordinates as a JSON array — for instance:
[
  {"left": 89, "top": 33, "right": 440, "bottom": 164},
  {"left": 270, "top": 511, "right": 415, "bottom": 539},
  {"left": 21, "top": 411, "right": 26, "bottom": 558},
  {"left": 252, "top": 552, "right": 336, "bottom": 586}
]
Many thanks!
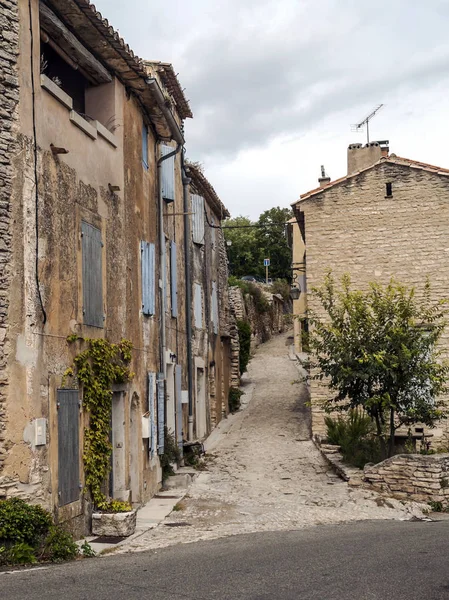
[
  {"left": 229, "top": 387, "right": 244, "bottom": 413},
  {"left": 247, "top": 282, "right": 270, "bottom": 314},
  {"left": 237, "top": 320, "right": 251, "bottom": 375},
  {"left": 43, "top": 526, "right": 78, "bottom": 563},
  {"left": 0, "top": 497, "right": 52, "bottom": 546},
  {"left": 270, "top": 279, "right": 290, "bottom": 302},
  {"left": 160, "top": 427, "right": 181, "bottom": 480},
  {"left": 325, "top": 409, "right": 383, "bottom": 469},
  {"left": 0, "top": 498, "right": 79, "bottom": 565}
]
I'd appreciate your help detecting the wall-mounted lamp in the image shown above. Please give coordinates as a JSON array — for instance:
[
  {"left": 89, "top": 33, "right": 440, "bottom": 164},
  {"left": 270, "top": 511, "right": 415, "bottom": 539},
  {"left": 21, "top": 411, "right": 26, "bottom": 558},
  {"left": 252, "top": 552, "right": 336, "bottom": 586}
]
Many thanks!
[
  {"left": 50, "top": 144, "right": 69, "bottom": 155},
  {"left": 108, "top": 184, "right": 121, "bottom": 193},
  {"left": 290, "top": 286, "right": 301, "bottom": 301}
]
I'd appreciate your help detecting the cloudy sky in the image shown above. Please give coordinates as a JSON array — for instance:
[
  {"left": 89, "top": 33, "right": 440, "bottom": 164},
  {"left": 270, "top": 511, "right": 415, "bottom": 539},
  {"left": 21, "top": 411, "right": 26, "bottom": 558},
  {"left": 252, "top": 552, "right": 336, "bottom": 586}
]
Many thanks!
[{"left": 95, "top": 0, "right": 449, "bottom": 219}]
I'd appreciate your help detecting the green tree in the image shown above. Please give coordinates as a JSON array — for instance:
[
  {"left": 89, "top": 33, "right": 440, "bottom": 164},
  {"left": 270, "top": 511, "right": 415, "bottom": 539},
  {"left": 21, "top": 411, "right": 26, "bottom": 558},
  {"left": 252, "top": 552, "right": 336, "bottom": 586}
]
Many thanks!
[
  {"left": 309, "top": 274, "right": 449, "bottom": 457},
  {"left": 223, "top": 216, "right": 259, "bottom": 278},
  {"left": 256, "top": 207, "right": 292, "bottom": 281}
]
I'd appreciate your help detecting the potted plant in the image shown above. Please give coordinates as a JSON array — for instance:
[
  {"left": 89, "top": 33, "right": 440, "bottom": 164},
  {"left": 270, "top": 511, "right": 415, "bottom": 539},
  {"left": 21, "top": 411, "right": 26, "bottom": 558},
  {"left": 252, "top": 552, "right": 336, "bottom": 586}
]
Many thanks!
[{"left": 91, "top": 499, "right": 137, "bottom": 537}]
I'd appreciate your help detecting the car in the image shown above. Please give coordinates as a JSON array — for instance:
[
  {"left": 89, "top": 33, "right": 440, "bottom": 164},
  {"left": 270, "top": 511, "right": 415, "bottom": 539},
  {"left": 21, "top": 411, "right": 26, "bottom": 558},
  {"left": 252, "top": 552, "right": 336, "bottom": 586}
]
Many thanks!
[{"left": 241, "top": 276, "right": 257, "bottom": 282}]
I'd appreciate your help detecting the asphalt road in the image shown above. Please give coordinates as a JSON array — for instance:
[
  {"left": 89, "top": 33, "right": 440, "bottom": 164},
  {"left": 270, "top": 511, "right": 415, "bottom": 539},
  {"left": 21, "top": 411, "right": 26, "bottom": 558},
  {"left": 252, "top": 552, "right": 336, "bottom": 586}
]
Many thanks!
[{"left": 2, "top": 520, "right": 449, "bottom": 600}]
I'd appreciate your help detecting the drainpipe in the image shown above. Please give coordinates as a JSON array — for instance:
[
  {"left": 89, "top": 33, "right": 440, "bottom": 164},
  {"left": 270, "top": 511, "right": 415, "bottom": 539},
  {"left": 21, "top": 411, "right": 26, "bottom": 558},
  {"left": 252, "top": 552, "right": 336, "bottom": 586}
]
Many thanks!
[
  {"left": 157, "top": 142, "right": 182, "bottom": 377},
  {"left": 181, "top": 150, "right": 194, "bottom": 440}
]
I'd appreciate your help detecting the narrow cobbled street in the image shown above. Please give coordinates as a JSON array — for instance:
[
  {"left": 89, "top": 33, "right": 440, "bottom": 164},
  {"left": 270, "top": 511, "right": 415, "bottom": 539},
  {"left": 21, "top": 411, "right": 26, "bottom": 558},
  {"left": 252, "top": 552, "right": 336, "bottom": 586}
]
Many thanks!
[{"left": 117, "top": 332, "right": 424, "bottom": 554}]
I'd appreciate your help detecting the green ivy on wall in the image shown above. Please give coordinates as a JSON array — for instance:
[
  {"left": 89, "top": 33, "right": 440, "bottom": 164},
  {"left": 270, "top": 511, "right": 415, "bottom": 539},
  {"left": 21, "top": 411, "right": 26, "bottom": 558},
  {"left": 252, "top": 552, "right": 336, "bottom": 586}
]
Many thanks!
[{"left": 65, "top": 336, "right": 134, "bottom": 511}]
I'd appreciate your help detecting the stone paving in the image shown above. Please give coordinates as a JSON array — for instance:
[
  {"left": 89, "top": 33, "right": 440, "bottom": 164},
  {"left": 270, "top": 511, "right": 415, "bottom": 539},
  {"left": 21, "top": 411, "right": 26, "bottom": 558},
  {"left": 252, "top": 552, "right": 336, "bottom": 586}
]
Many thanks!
[{"left": 115, "top": 332, "right": 425, "bottom": 554}]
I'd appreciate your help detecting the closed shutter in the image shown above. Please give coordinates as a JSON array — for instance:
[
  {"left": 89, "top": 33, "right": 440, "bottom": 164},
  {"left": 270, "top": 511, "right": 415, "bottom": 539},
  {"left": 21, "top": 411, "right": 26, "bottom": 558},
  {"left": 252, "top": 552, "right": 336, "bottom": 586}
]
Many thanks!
[
  {"left": 81, "top": 221, "right": 103, "bottom": 328},
  {"left": 157, "top": 372, "right": 165, "bottom": 455},
  {"left": 192, "top": 195, "right": 205, "bottom": 244},
  {"left": 211, "top": 281, "right": 218, "bottom": 334},
  {"left": 211, "top": 215, "right": 216, "bottom": 246},
  {"left": 161, "top": 144, "right": 175, "bottom": 202},
  {"left": 175, "top": 365, "right": 183, "bottom": 452},
  {"left": 57, "top": 389, "right": 80, "bottom": 506},
  {"left": 141, "top": 241, "right": 156, "bottom": 315},
  {"left": 170, "top": 240, "right": 178, "bottom": 318},
  {"left": 148, "top": 372, "right": 156, "bottom": 458},
  {"left": 194, "top": 283, "right": 202, "bottom": 329}
]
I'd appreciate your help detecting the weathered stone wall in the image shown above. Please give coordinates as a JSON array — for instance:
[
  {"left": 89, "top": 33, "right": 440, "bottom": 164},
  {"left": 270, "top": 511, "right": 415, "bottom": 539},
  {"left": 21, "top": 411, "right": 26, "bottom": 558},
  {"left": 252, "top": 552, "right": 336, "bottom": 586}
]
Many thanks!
[
  {"left": 364, "top": 454, "right": 449, "bottom": 505},
  {"left": 0, "top": 0, "right": 19, "bottom": 489},
  {"left": 229, "top": 285, "right": 286, "bottom": 384},
  {"left": 300, "top": 163, "right": 449, "bottom": 440}
]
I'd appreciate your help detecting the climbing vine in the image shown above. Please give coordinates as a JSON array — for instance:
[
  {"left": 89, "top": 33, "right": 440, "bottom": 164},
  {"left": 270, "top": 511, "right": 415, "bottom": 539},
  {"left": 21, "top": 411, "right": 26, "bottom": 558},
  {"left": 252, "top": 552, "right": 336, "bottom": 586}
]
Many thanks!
[{"left": 65, "top": 336, "right": 134, "bottom": 511}]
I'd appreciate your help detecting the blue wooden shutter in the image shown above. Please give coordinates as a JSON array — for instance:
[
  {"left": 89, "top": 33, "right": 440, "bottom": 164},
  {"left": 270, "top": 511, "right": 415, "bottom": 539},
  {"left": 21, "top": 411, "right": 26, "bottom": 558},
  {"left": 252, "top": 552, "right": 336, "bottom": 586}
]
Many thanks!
[
  {"left": 157, "top": 372, "right": 165, "bottom": 455},
  {"left": 211, "top": 281, "right": 219, "bottom": 334},
  {"left": 192, "top": 195, "right": 205, "bottom": 244},
  {"left": 57, "top": 389, "right": 80, "bottom": 506},
  {"left": 194, "top": 283, "right": 202, "bottom": 329},
  {"left": 175, "top": 365, "right": 183, "bottom": 452},
  {"left": 81, "top": 221, "right": 103, "bottom": 328},
  {"left": 148, "top": 372, "right": 156, "bottom": 458},
  {"left": 142, "top": 124, "right": 149, "bottom": 169},
  {"left": 161, "top": 144, "right": 175, "bottom": 202},
  {"left": 170, "top": 240, "right": 178, "bottom": 318},
  {"left": 141, "top": 241, "right": 156, "bottom": 315}
]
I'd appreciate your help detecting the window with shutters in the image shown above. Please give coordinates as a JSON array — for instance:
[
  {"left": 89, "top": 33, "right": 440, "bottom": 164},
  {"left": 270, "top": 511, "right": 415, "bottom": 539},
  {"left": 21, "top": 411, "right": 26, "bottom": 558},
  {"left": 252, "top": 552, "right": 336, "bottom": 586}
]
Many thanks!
[
  {"left": 81, "top": 221, "right": 104, "bottom": 328},
  {"left": 170, "top": 240, "right": 178, "bottom": 318},
  {"left": 194, "top": 283, "right": 203, "bottom": 329},
  {"left": 142, "top": 124, "right": 149, "bottom": 169},
  {"left": 57, "top": 389, "right": 80, "bottom": 506},
  {"left": 141, "top": 241, "right": 156, "bottom": 316},
  {"left": 192, "top": 194, "right": 205, "bottom": 245},
  {"left": 161, "top": 144, "right": 175, "bottom": 202},
  {"left": 211, "top": 281, "right": 219, "bottom": 334}
]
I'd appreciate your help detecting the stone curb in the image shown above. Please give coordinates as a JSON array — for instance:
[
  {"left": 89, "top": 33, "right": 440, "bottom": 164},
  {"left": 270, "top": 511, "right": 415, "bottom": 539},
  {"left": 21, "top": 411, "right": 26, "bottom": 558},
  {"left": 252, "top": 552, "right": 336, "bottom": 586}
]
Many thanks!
[{"left": 313, "top": 439, "right": 363, "bottom": 486}]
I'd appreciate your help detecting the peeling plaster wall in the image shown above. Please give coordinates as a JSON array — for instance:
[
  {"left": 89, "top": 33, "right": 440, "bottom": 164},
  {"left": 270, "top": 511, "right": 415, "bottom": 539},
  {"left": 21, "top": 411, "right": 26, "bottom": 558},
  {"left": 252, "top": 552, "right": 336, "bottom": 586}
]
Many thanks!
[{"left": 0, "top": 0, "right": 20, "bottom": 497}]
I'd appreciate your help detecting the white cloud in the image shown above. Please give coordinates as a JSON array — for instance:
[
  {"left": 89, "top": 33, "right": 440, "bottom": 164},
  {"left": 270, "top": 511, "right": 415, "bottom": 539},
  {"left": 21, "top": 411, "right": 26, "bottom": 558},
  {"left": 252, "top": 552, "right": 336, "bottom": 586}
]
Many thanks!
[{"left": 94, "top": 0, "right": 449, "bottom": 218}]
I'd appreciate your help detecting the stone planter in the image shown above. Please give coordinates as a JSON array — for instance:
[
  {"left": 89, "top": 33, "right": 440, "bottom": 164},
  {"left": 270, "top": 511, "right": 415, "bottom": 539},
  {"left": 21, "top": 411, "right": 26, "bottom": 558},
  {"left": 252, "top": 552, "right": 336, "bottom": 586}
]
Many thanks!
[{"left": 91, "top": 509, "right": 137, "bottom": 537}]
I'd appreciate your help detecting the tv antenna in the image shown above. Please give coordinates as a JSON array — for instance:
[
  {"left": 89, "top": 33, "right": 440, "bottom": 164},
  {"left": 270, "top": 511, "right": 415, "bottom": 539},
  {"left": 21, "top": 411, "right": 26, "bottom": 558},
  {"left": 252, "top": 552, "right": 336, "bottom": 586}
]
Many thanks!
[{"left": 351, "top": 104, "right": 384, "bottom": 144}]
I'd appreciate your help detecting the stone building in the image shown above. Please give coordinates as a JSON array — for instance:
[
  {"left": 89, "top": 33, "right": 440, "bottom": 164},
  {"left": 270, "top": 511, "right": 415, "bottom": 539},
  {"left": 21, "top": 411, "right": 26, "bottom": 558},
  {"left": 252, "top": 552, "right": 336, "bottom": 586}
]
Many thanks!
[
  {"left": 0, "top": 0, "right": 232, "bottom": 534},
  {"left": 185, "top": 162, "right": 231, "bottom": 438},
  {"left": 292, "top": 141, "right": 449, "bottom": 443}
]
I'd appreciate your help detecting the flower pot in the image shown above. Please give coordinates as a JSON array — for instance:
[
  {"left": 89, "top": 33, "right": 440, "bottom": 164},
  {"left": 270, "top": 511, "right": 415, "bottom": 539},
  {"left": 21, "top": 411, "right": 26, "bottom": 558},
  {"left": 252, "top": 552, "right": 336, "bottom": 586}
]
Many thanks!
[{"left": 91, "top": 509, "right": 137, "bottom": 537}]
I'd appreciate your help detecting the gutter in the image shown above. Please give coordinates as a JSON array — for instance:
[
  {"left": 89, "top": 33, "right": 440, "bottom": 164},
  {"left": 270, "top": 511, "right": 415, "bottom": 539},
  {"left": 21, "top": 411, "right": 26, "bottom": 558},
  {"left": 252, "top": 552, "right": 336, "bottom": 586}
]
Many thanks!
[
  {"left": 181, "top": 151, "right": 194, "bottom": 440},
  {"left": 157, "top": 143, "right": 182, "bottom": 377},
  {"left": 146, "top": 77, "right": 185, "bottom": 145}
]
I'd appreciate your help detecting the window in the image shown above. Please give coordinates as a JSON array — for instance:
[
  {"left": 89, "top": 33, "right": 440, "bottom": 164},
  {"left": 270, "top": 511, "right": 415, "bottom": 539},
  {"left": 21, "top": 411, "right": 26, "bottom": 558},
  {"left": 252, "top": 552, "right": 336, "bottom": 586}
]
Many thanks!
[
  {"left": 41, "top": 41, "right": 87, "bottom": 113},
  {"left": 192, "top": 194, "right": 205, "bottom": 245},
  {"left": 161, "top": 144, "right": 175, "bottom": 202},
  {"left": 81, "top": 221, "right": 104, "bottom": 327},
  {"left": 211, "top": 281, "right": 219, "bottom": 334},
  {"left": 141, "top": 241, "right": 155, "bottom": 315},
  {"left": 385, "top": 182, "right": 393, "bottom": 197},
  {"left": 142, "top": 124, "right": 149, "bottom": 170},
  {"left": 194, "top": 283, "right": 203, "bottom": 329}
]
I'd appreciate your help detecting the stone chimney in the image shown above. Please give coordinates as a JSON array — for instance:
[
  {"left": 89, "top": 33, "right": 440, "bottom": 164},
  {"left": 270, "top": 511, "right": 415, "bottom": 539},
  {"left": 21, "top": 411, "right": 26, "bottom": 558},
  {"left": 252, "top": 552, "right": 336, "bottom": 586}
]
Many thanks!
[
  {"left": 347, "top": 140, "right": 389, "bottom": 176},
  {"left": 318, "top": 165, "right": 331, "bottom": 188}
]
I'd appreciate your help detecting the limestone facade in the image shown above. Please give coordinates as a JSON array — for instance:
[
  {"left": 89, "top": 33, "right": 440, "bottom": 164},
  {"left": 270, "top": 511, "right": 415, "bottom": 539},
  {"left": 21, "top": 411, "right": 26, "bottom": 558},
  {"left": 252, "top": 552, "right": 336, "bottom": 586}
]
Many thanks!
[{"left": 294, "top": 146, "right": 449, "bottom": 442}]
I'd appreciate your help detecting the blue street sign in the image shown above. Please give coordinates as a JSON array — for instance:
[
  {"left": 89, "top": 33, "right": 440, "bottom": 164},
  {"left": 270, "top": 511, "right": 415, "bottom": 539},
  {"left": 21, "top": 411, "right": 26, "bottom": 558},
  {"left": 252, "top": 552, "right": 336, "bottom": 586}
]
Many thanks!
[{"left": 264, "top": 258, "right": 270, "bottom": 267}]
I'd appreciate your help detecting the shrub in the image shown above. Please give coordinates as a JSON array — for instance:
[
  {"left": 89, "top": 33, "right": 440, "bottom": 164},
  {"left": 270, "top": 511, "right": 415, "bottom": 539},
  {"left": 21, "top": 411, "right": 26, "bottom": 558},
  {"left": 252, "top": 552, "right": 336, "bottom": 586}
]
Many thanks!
[
  {"left": 325, "top": 409, "right": 383, "bottom": 469},
  {"left": 0, "top": 498, "right": 52, "bottom": 546},
  {"left": 43, "top": 526, "right": 78, "bottom": 563},
  {"left": 160, "top": 427, "right": 181, "bottom": 480},
  {"left": 270, "top": 279, "right": 290, "bottom": 302},
  {"left": 229, "top": 387, "right": 244, "bottom": 413},
  {"left": 247, "top": 282, "right": 270, "bottom": 314},
  {"left": 237, "top": 320, "right": 252, "bottom": 375},
  {"left": 6, "top": 542, "right": 37, "bottom": 565}
]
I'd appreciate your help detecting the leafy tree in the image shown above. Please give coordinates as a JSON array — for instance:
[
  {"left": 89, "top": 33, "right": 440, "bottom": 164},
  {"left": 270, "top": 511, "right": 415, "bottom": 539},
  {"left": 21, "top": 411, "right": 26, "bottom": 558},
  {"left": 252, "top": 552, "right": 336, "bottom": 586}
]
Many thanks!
[
  {"left": 309, "top": 274, "right": 449, "bottom": 457},
  {"left": 256, "top": 207, "right": 292, "bottom": 281},
  {"left": 223, "top": 216, "right": 259, "bottom": 278}
]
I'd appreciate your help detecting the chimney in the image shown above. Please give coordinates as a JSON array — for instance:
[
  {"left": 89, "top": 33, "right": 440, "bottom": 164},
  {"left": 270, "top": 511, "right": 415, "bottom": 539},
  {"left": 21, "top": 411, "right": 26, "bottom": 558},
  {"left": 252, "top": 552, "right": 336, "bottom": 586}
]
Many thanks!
[
  {"left": 318, "top": 165, "right": 331, "bottom": 188},
  {"left": 347, "top": 140, "right": 389, "bottom": 176}
]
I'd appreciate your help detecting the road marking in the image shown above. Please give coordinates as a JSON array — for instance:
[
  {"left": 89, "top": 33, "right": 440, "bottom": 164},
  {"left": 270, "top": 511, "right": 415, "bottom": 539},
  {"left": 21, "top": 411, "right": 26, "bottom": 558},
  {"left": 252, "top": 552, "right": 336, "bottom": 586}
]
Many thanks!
[{"left": 0, "top": 567, "right": 50, "bottom": 576}]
